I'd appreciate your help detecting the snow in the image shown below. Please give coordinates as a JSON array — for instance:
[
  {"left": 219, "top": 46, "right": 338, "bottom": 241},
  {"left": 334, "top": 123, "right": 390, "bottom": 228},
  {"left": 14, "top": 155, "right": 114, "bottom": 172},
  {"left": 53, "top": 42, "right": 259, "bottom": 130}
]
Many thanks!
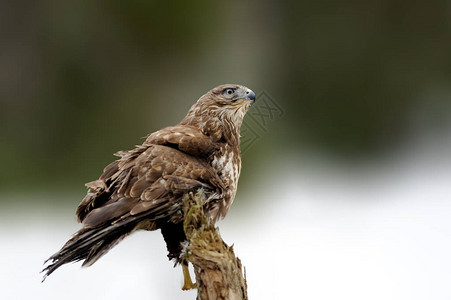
[{"left": 2, "top": 145, "right": 451, "bottom": 299}]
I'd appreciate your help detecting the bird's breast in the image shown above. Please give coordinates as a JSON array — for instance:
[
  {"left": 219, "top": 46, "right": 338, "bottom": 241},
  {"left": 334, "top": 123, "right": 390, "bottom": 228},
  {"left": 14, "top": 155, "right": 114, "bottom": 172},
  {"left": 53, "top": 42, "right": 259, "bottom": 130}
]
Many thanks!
[{"left": 210, "top": 146, "right": 241, "bottom": 211}]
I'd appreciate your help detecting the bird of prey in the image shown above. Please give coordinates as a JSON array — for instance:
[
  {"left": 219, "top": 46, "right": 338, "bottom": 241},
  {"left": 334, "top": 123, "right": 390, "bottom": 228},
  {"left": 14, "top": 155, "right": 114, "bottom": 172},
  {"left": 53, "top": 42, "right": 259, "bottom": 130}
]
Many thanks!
[{"left": 42, "top": 84, "right": 256, "bottom": 289}]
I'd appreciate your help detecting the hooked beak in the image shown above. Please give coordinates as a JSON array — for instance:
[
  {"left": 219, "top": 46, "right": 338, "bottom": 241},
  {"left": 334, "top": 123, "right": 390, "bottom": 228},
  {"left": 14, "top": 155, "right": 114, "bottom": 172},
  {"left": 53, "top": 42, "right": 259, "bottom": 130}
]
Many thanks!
[{"left": 244, "top": 89, "right": 256, "bottom": 102}]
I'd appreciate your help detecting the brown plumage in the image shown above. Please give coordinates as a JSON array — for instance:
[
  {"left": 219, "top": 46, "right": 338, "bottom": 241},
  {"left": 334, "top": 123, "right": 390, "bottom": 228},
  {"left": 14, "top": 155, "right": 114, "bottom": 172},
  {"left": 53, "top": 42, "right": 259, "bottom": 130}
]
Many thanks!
[{"left": 42, "top": 84, "right": 255, "bottom": 281}]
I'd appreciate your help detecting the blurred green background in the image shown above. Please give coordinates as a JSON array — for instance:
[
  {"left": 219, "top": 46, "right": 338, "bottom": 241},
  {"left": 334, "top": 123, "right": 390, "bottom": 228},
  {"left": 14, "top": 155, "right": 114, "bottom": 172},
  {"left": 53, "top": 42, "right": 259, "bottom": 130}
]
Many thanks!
[{"left": 1, "top": 0, "right": 451, "bottom": 198}]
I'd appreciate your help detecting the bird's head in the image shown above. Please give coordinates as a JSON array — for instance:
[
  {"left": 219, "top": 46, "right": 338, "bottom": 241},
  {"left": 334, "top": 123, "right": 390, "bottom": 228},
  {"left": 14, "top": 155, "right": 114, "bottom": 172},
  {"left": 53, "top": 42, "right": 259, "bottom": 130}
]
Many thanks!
[
  {"left": 206, "top": 84, "right": 256, "bottom": 107},
  {"left": 183, "top": 84, "right": 255, "bottom": 127},
  {"left": 180, "top": 84, "right": 255, "bottom": 142}
]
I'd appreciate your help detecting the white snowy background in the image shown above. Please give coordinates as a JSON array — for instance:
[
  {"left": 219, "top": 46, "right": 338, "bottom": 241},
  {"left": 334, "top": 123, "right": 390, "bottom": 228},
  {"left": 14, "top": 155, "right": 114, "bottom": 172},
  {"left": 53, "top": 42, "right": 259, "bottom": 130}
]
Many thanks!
[{"left": 2, "top": 133, "right": 451, "bottom": 300}]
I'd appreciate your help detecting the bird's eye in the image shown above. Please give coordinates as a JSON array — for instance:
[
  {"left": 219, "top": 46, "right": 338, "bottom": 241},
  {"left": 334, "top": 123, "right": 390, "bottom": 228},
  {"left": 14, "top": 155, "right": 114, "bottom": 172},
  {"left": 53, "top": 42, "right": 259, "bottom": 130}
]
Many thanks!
[{"left": 224, "top": 88, "right": 235, "bottom": 96}]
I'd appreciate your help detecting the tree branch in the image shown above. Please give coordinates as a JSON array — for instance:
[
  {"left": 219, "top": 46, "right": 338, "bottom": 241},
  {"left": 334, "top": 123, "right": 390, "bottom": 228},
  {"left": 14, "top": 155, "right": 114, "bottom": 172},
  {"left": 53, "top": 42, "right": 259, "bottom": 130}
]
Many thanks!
[{"left": 183, "top": 191, "right": 248, "bottom": 300}]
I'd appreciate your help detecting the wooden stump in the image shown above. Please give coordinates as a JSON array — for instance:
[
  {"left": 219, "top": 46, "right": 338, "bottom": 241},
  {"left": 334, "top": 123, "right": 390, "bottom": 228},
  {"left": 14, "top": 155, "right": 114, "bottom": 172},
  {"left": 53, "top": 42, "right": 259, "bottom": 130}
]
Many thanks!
[{"left": 183, "top": 192, "right": 248, "bottom": 300}]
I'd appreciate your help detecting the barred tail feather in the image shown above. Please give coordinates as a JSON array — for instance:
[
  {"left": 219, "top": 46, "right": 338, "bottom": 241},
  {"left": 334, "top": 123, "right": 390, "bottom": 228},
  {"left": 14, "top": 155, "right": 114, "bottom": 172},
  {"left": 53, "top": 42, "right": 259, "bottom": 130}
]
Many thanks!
[{"left": 41, "top": 219, "right": 138, "bottom": 282}]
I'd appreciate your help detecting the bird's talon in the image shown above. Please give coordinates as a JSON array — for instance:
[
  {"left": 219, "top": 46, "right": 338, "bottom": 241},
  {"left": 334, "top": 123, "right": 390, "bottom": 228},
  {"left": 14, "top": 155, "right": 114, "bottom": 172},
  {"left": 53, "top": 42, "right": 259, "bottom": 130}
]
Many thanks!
[
  {"left": 181, "top": 262, "right": 196, "bottom": 290},
  {"left": 182, "top": 281, "right": 196, "bottom": 290}
]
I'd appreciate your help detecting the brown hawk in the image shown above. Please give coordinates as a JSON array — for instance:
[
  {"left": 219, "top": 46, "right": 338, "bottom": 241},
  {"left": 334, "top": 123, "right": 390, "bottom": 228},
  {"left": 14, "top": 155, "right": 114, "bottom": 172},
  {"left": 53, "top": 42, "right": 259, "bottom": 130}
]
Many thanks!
[{"left": 42, "top": 84, "right": 255, "bottom": 288}]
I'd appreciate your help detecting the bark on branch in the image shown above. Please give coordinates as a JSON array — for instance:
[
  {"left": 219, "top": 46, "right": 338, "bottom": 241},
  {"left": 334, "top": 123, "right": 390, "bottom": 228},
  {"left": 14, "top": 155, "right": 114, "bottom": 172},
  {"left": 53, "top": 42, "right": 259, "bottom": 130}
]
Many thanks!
[{"left": 183, "top": 192, "right": 248, "bottom": 300}]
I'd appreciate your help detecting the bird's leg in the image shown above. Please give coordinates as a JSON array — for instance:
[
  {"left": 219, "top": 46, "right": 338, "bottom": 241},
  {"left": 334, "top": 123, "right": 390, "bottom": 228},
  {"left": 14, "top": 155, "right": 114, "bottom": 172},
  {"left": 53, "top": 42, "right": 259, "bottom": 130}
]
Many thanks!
[{"left": 181, "top": 261, "right": 196, "bottom": 290}]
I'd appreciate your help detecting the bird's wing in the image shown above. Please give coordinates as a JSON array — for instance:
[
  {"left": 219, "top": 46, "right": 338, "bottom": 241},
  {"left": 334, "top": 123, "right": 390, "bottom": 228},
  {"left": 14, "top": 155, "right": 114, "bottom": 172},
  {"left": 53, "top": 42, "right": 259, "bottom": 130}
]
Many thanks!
[
  {"left": 76, "top": 130, "right": 223, "bottom": 228},
  {"left": 145, "top": 125, "right": 218, "bottom": 157}
]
